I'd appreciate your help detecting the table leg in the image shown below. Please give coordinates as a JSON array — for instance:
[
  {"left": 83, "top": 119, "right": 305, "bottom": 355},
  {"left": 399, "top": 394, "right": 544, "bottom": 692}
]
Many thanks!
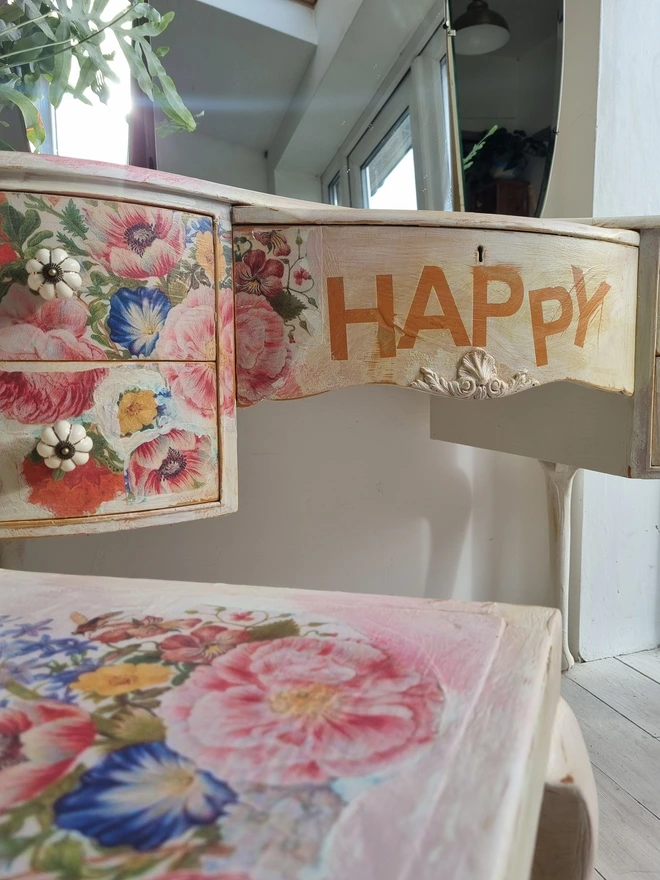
[
  {"left": 540, "top": 461, "right": 578, "bottom": 671},
  {"left": 531, "top": 698, "right": 598, "bottom": 880}
]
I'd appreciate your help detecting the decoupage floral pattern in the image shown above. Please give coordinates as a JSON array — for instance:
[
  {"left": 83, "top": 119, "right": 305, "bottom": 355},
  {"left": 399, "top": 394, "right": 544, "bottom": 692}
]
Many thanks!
[
  {"left": 0, "top": 602, "right": 444, "bottom": 880},
  {"left": 233, "top": 228, "right": 319, "bottom": 406},
  {"left": 0, "top": 194, "right": 218, "bottom": 361},
  {"left": 0, "top": 362, "right": 218, "bottom": 521}
]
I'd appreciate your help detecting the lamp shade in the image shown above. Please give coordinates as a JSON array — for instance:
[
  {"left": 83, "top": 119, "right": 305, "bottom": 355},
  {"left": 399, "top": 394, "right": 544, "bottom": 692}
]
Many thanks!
[{"left": 453, "top": 0, "right": 510, "bottom": 55}]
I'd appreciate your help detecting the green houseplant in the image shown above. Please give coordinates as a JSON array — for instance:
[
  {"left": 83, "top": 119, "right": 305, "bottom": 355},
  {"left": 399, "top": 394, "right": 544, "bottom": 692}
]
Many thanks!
[{"left": 0, "top": 0, "right": 195, "bottom": 151}]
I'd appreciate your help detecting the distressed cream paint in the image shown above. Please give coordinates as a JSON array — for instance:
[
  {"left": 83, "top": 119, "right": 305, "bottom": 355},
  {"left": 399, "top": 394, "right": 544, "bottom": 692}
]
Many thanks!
[{"left": 233, "top": 224, "right": 638, "bottom": 402}]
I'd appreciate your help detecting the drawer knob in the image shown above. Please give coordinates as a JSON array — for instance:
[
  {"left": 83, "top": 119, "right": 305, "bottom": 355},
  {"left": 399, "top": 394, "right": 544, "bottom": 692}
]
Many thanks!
[
  {"left": 36, "top": 420, "right": 93, "bottom": 472},
  {"left": 26, "top": 248, "right": 83, "bottom": 301}
]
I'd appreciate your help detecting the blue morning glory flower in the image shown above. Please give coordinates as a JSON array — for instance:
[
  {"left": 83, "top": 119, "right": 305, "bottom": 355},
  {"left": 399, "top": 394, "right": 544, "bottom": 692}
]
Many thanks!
[
  {"left": 5, "top": 619, "right": 52, "bottom": 638},
  {"left": 0, "top": 638, "right": 38, "bottom": 659},
  {"left": 54, "top": 742, "right": 237, "bottom": 851},
  {"left": 108, "top": 287, "right": 172, "bottom": 357},
  {"left": 30, "top": 635, "right": 94, "bottom": 658},
  {"left": 185, "top": 216, "right": 212, "bottom": 245},
  {"left": 0, "top": 659, "right": 34, "bottom": 687}
]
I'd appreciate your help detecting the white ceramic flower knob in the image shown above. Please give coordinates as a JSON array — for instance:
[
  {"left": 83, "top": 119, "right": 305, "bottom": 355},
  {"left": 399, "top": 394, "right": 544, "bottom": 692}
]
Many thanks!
[
  {"left": 26, "top": 248, "right": 83, "bottom": 301},
  {"left": 36, "top": 421, "right": 93, "bottom": 471}
]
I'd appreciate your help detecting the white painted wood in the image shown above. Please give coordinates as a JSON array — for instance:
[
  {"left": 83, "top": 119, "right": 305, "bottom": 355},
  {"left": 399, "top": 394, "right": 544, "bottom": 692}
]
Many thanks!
[
  {"left": 630, "top": 231, "right": 660, "bottom": 475},
  {"left": 540, "top": 463, "right": 578, "bottom": 670},
  {"left": 233, "top": 205, "right": 639, "bottom": 244},
  {"left": 618, "top": 649, "right": 660, "bottom": 686},
  {"left": 532, "top": 699, "right": 598, "bottom": 880},
  {"left": 567, "top": 658, "right": 660, "bottom": 738},
  {"left": 593, "top": 768, "right": 660, "bottom": 880},
  {"left": 0, "top": 152, "right": 330, "bottom": 217},
  {"left": 561, "top": 677, "right": 660, "bottom": 816}
]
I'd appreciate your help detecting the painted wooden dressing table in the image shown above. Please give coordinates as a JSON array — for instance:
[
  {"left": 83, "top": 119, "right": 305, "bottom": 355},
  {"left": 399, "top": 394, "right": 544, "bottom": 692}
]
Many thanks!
[{"left": 2, "top": 151, "right": 653, "bottom": 879}]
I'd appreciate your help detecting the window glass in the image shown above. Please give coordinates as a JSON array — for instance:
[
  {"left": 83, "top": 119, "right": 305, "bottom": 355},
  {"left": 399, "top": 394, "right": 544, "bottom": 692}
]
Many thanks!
[
  {"left": 52, "top": 0, "right": 132, "bottom": 164},
  {"left": 328, "top": 172, "right": 341, "bottom": 205},
  {"left": 361, "top": 112, "right": 417, "bottom": 210}
]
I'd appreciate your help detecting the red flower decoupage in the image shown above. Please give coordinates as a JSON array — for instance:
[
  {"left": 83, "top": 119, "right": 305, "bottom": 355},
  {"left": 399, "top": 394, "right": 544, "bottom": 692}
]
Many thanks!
[
  {"left": 0, "top": 700, "right": 95, "bottom": 812},
  {"left": 234, "top": 250, "right": 284, "bottom": 298},
  {"left": 0, "top": 367, "right": 108, "bottom": 424}
]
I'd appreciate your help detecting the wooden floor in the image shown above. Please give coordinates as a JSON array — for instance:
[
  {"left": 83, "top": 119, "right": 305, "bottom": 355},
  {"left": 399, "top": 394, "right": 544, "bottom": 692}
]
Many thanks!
[{"left": 563, "top": 648, "right": 660, "bottom": 880}]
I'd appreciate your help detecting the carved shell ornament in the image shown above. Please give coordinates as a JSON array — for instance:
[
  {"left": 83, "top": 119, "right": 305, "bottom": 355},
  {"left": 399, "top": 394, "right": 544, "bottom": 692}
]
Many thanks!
[
  {"left": 26, "top": 248, "right": 83, "bottom": 301},
  {"left": 410, "top": 349, "right": 539, "bottom": 399}
]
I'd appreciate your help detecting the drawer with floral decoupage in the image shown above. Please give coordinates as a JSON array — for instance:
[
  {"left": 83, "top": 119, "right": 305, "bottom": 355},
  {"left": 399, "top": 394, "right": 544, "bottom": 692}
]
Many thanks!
[
  {"left": 0, "top": 361, "right": 220, "bottom": 528},
  {"left": 0, "top": 186, "right": 238, "bottom": 537},
  {"left": 0, "top": 192, "right": 219, "bottom": 362}
]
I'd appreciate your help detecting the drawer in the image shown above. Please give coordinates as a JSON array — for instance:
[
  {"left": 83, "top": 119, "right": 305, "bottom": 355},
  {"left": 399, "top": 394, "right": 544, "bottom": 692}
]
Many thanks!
[
  {"left": 0, "top": 193, "right": 217, "bottom": 361},
  {"left": 0, "top": 361, "right": 219, "bottom": 523}
]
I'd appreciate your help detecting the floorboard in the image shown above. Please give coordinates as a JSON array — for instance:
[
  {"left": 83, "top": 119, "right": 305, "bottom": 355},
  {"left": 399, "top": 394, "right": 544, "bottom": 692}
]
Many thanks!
[
  {"left": 567, "top": 657, "right": 660, "bottom": 737},
  {"left": 563, "top": 653, "right": 660, "bottom": 880},
  {"left": 618, "top": 648, "right": 660, "bottom": 686},
  {"left": 592, "top": 767, "right": 660, "bottom": 880},
  {"left": 562, "top": 677, "right": 660, "bottom": 817}
]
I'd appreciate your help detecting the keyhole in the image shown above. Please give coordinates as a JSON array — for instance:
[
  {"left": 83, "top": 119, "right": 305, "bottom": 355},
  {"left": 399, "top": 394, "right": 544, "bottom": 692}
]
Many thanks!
[{"left": 477, "top": 245, "right": 484, "bottom": 263}]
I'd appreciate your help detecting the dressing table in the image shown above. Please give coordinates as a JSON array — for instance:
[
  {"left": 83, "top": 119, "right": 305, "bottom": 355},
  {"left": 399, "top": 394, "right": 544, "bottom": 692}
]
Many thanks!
[{"left": 2, "top": 150, "right": 653, "bottom": 879}]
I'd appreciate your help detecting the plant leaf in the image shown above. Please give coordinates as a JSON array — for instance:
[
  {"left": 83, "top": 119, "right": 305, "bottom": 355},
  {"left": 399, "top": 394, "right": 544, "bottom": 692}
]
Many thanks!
[
  {"left": 49, "top": 19, "right": 72, "bottom": 108},
  {"left": 60, "top": 199, "right": 88, "bottom": 239},
  {"left": 269, "top": 291, "right": 306, "bottom": 322},
  {"left": 56, "top": 231, "right": 88, "bottom": 257},
  {"left": 0, "top": 83, "right": 45, "bottom": 149},
  {"left": 248, "top": 619, "right": 300, "bottom": 641},
  {"left": 19, "top": 208, "right": 40, "bottom": 244},
  {"left": 33, "top": 836, "right": 85, "bottom": 880}
]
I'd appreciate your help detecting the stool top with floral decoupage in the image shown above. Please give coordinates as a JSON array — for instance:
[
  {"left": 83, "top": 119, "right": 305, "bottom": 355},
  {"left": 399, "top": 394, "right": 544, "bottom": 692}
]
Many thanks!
[{"left": 0, "top": 569, "right": 560, "bottom": 880}]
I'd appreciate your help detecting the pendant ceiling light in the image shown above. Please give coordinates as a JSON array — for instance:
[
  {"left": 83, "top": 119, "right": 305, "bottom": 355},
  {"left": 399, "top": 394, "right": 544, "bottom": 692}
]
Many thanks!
[{"left": 453, "top": 0, "right": 511, "bottom": 55}]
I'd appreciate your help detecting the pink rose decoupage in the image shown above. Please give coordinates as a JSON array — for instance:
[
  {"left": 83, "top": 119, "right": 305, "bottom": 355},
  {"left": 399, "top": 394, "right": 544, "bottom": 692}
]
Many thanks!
[
  {"left": 233, "top": 227, "right": 322, "bottom": 406},
  {"left": 0, "top": 575, "right": 503, "bottom": 880}
]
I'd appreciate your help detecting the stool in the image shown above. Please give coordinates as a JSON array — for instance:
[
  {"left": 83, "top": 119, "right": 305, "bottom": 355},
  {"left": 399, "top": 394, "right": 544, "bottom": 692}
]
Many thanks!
[{"left": 0, "top": 568, "right": 596, "bottom": 880}]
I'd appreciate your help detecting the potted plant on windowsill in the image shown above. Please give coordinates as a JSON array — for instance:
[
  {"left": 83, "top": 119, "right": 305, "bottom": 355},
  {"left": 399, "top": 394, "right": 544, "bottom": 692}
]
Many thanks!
[{"left": 0, "top": 0, "right": 195, "bottom": 153}]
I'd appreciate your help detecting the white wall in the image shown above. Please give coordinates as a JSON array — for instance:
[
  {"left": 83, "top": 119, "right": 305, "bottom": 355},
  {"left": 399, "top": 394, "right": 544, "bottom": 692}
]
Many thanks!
[
  {"left": 576, "top": 0, "right": 660, "bottom": 659},
  {"left": 2, "top": 389, "right": 552, "bottom": 607},
  {"left": 157, "top": 130, "right": 268, "bottom": 191}
]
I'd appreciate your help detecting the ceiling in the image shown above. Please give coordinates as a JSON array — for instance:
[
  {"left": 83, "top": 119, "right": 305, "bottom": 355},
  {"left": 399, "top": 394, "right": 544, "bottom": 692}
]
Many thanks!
[
  {"left": 156, "top": 0, "right": 316, "bottom": 151},
  {"left": 450, "top": 0, "right": 560, "bottom": 56}
]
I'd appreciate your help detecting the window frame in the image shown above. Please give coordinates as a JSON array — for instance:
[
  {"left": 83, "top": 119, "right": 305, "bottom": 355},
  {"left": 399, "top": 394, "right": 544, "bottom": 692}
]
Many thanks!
[
  {"left": 347, "top": 76, "right": 413, "bottom": 210},
  {"left": 322, "top": 3, "right": 462, "bottom": 212}
]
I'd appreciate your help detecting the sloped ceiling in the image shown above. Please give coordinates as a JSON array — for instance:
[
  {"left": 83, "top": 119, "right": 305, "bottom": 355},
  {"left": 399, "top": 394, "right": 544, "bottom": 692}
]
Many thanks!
[{"left": 156, "top": 0, "right": 316, "bottom": 151}]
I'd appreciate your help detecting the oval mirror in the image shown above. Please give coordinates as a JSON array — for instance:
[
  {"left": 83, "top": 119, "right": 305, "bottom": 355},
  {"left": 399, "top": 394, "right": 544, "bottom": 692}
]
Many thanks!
[{"left": 450, "top": 0, "right": 564, "bottom": 217}]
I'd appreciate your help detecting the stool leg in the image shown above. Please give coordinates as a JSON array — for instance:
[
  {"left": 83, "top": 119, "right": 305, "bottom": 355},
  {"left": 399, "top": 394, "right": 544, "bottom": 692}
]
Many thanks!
[
  {"left": 531, "top": 698, "right": 598, "bottom": 880},
  {"left": 540, "top": 461, "right": 578, "bottom": 671}
]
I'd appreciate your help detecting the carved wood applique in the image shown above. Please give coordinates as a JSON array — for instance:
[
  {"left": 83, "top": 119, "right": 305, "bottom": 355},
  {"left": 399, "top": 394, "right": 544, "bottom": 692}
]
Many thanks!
[{"left": 410, "top": 349, "right": 539, "bottom": 399}]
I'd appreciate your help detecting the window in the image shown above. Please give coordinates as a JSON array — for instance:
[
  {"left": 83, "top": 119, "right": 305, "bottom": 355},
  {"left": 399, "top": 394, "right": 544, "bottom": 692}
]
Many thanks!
[
  {"left": 44, "top": 0, "right": 132, "bottom": 164},
  {"left": 361, "top": 111, "right": 417, "bottom": 210},
  {"left": 327, "top": 22, "right": 460, "bottom": 212},
  {"left": 348, "top": 77, "right": 417, "bottom": 210},
  {"left": 327, "top": 172, "right": 341, "bottom": 206}
]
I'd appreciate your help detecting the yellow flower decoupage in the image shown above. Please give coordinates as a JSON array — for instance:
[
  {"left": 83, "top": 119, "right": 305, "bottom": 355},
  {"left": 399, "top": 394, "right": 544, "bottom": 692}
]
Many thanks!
[
  {"left": 117, "top": 388, "right": 159, "bottom": 436},
  {"left": 72, "top": 662, "right": 171, "bottom": 696},
  {"left": 195, "top": 230, "right": 216, "bottom": 279}
]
